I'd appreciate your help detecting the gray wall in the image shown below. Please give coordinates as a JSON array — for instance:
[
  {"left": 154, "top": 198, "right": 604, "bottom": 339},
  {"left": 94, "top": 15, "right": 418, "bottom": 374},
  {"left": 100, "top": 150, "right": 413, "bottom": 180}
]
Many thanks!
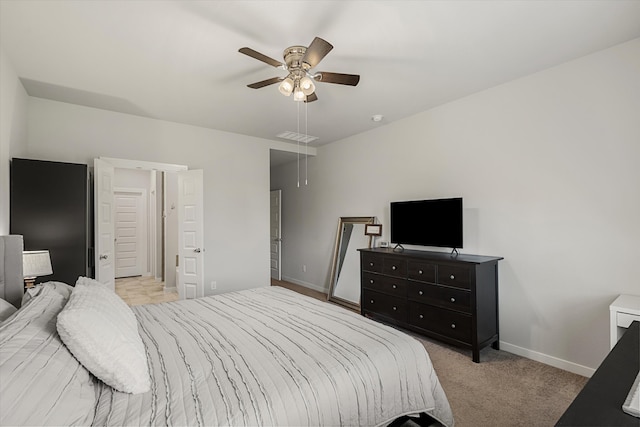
[
  {"left": 271, "top": 39, "right": 640, "bottom": 375},
  {"left": 0, "top": 46, "right": 28, "bottom": 234},
  {"left": 25, "top": 97, "right": 273, "bottom": 296}
]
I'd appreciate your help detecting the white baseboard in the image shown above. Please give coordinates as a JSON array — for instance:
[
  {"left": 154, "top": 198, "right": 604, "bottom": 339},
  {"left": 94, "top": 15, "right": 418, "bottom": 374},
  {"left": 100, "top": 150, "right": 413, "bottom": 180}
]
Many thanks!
[
  {"left": 281, "top": 276, "right": 328, "bottom": 294},
  {"left": 500, "top": 341, "right": 595, "bottom": 378},
  {"left": 164, "top": 286, "right": 177, "bottom": 293}
]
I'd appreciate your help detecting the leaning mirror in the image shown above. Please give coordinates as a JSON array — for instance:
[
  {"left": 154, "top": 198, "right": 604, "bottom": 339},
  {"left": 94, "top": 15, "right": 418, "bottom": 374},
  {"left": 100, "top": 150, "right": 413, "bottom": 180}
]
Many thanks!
[{"left": 328, "top": 216, "right": 375, "bottom": 311}]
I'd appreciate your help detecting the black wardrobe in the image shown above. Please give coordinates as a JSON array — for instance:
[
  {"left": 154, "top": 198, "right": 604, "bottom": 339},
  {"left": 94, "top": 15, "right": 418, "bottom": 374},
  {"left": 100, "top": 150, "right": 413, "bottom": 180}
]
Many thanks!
[{"left": 10, "top": 158, "right": 92, "bottom": 285}]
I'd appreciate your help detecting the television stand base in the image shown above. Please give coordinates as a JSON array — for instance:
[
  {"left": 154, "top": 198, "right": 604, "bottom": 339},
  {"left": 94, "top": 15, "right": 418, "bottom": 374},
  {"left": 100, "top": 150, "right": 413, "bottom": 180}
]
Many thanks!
[{"left": 393, "top": 243, "right": 404, "bottom": 252}]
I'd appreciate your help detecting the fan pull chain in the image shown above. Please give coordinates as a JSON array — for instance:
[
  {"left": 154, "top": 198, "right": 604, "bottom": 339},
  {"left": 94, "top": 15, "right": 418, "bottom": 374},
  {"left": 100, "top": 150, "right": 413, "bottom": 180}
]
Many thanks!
[
  {"left": 305, "top": 101, "right": 308, "bottom": 186},
  {"left": 297, "top": 100, "right": 300, "bottom": 188}
]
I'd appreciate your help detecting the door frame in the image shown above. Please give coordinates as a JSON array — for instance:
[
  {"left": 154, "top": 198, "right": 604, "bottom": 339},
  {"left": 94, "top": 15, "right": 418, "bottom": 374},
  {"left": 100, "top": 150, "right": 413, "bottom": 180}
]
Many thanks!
[
  {"left": 270, "top": 189, "right": 282, "bottom": 281},
  {"left": 95, "top": 158, "right": 188, "bottom": 287}
]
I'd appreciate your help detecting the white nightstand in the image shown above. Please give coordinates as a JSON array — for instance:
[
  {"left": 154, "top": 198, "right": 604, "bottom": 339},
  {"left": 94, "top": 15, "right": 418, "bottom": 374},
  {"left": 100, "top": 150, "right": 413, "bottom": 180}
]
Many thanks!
[{"left": 609, "top": 294, "right": 640, "bottom": 349}]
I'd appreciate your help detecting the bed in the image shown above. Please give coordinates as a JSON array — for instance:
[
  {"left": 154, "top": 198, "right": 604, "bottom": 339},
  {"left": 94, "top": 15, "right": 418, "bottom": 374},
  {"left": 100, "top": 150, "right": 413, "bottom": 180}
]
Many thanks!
[{"left": 0, "top": 235, "right": 454, "bottom": 427}]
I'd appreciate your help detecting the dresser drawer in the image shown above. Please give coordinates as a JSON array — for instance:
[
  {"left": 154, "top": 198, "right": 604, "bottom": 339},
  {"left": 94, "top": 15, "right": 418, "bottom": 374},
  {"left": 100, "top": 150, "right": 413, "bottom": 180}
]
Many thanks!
[
  {"left": 383, "top": 257, "right": 407, "bottom": 277},
  {"left": 362, "top": 290, "right": 407, "bottom": 322},
  {"left": 407, "top": 282, "right": 471, "bottom": 313},
  {"left": 407, "top": 260, "right": 436, "bottom": 283},
  {"left": 362, "top": 272, "right": 407, "bottom": 297},
  {"left": 362, "top": 253, "right": 383, "bottom": 273},
  {"left": 408, "top": 301, "right": 471, "bottom": 343},
  {"left": 438, "top": 264, "right": 471, "bottom": 289}
]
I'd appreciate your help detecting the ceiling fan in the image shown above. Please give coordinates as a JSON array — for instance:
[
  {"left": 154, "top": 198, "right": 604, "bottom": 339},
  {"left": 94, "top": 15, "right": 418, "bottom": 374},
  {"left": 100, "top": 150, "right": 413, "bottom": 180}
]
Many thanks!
[{"left": 239, "top": 37, "right": 360, "bottom": 103}]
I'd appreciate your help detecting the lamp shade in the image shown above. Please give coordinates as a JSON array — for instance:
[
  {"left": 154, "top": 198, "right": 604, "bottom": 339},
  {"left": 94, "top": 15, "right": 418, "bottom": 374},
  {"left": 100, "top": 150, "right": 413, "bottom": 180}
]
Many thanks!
[
  {"left": 23, "top": 250, "right": 53, "bottom": 278},
  {"left": 278, "top": 77, "right": 294, "bottom": 96},
  {"left": 293, "top": 86, "right": 306, "bottom": 102},
  {"left": 299, "top": 76, "right": 315, "bottom": 96}
]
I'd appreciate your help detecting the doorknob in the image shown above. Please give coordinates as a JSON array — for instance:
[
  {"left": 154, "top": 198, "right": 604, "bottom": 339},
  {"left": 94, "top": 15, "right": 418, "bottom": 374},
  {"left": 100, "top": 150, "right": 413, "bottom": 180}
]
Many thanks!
[
  {"left": 193, "top": 248, "right": 201, "bottom": 253},
  {"left": 99, "top": 254, "right": 108, "bottom": 260}
]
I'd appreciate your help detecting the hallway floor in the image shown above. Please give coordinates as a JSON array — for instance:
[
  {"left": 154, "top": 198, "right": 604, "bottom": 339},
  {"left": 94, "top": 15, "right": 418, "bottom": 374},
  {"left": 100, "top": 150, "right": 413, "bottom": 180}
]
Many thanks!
[
  {"left": 115, "top": 276, "right": 326, "bottom": 306},
  {"left": 115, "top": 276, "right": 179, "bottom": 306}
]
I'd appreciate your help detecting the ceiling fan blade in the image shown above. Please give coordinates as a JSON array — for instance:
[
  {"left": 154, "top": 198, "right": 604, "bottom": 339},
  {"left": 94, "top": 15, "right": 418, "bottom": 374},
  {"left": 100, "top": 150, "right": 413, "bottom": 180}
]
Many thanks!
[
  {"left": 302, "top": 37, "right": 333, "bottom": 68},
  {"left": 239, "top": 47, "right": 283, "bottom": 68},
  {"left": 304, "top": 92, "right": 318, "bottom": 103},
  {"left": 315, "top": 72, "right": 360, "bottom": 86},
  {"left": 247, "top": 77, "right": 283, "bottom": 89}
]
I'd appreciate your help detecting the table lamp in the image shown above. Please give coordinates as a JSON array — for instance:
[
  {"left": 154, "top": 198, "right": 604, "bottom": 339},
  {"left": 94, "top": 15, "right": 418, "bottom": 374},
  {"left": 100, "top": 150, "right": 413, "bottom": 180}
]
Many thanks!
[{"left": 22, "top": 250, "right": 53, "bottom": 288}]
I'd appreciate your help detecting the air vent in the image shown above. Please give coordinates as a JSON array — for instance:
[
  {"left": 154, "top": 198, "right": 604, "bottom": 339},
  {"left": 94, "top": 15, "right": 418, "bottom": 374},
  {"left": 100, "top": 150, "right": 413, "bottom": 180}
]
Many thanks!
[{"left": 276, "top": 131, "right": 319, "bottom": 144}]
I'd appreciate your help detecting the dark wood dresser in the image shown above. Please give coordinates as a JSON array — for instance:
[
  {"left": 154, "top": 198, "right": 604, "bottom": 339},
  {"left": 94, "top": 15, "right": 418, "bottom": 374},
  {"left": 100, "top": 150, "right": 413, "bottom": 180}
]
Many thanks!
[{"left": 359, "top": 248, "right": 503, "bottom": 362}]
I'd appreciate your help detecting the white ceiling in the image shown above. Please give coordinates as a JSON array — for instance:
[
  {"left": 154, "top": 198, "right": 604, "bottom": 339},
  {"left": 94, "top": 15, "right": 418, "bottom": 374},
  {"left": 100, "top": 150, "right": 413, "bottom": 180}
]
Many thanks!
[{"left": 2, "top": 1, "right": 639, "bottom": 159}]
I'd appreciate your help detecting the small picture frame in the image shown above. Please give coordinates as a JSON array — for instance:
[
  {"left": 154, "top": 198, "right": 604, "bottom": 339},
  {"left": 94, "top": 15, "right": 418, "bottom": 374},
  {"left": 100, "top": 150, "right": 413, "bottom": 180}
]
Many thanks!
[{"left": 365, "top": 224, "right": 382, "bottom": 236}]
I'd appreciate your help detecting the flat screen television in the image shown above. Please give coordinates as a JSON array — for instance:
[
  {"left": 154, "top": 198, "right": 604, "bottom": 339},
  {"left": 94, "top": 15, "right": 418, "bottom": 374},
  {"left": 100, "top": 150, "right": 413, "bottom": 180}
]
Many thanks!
[{"left": 390, "top": 197, "right": 463, "bottom": 249}]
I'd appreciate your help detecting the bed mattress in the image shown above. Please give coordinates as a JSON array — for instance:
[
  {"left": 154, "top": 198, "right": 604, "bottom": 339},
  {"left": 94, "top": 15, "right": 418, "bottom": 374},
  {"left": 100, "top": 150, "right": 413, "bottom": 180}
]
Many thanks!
[{"left": 92, "top": 286, "right": 453, "bottom": 426}]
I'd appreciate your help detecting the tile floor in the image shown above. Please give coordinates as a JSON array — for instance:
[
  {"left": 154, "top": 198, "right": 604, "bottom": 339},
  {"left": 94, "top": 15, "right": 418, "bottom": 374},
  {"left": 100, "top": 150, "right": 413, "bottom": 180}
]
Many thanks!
[
  {"left": 115, "top": 276, "right": 328, "bottom": 306},
  {"left": 115, "top": 276, "right": 179, "bottom": 306}
]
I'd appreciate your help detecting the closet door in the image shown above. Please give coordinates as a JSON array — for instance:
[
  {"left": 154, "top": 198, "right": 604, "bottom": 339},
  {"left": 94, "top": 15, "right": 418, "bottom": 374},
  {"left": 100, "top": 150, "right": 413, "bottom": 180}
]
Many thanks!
[{"left": 10, "top": 158, "right": 90, "bottom": 285}]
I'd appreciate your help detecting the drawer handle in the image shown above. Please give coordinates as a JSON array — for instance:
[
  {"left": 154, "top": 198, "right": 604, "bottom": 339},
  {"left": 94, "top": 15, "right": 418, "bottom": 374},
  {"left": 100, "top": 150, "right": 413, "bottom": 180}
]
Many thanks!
[
  {"left": 392, "top": 265, "right": 397, "bottom": 270},
  {"left": 419, "top": 314, "right": 424, "bottom": 319},
  {"left": 370, "top": 279, "right": 374, "bottom": 284},
  {"left": 450, "top": 297, "right": 456, "bottom": 303},
  {"left": 450, "top": 274, "right": 455, "bottom": 280},
  {"left": 370, "top": 262, "right": 374, "bottom": 267},
  {"left": 418, "top": 269, "right": 423, "bottom": 274},
  {"left": 392, "top": 284, "right": 397, "bottom": 289},
  {"left": 451, "top": 323, "right": 456, "bottom": 329},
  {"left": 418, "top": 290, "right": 423, "bottom": 296},
  {"left": 393, "top": 306, "right": 397, "bottom": 311},
  {"left": 370, "top": 299, "right": 374, "bottom": 304}
]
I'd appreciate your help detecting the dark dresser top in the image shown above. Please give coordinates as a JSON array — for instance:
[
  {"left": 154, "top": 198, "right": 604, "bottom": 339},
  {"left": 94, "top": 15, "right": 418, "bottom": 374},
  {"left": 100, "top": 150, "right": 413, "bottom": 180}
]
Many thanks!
[{"left": 358, "top": 247, "right": 503, "bottom": 264}]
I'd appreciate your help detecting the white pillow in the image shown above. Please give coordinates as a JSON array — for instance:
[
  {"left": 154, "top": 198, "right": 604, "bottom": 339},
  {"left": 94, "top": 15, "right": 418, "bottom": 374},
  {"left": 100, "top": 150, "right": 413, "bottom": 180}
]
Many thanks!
[
  {"left": 56, "top": 278, "right": 150, "bottom": 394},
  {"left": 75, "top": 275, "right": 110, "bottom": 288}
]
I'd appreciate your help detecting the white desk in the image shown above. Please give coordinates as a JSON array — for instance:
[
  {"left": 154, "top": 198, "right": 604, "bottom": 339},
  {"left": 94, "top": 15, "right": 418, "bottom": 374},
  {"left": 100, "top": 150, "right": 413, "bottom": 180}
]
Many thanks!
[{"left": 610, "top": 294, "right": 640, "bottom": 349}]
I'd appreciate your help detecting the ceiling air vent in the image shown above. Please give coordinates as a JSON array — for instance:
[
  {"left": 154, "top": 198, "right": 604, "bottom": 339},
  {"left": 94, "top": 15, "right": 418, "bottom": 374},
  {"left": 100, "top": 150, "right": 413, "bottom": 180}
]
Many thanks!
[{"left": 276, "top": 131, "right": 319, "bottom": 144}]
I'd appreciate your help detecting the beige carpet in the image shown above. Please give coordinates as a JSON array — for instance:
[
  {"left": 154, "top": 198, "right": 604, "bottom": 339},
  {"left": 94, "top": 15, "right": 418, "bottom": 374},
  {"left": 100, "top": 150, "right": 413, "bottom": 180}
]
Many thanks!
[{"left": 416, "top": 334, "right": 588, "bottom": 426}]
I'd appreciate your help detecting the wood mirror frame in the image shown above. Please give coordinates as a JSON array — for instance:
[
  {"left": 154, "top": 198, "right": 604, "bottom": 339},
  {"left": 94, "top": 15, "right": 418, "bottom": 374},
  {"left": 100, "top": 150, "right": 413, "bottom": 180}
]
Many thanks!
[{"left": 327, "top": 216, "right": 375, "bottom": 311}]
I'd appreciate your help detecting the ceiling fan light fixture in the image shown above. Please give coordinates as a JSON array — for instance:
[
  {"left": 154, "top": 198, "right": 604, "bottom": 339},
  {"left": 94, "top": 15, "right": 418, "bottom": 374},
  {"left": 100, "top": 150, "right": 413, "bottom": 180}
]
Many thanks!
[
  {"left": 241, "top": 37, "right": 359, "bottom": 103},
  {"left": 278, "top": 77, "right": 294, "bottom": 96},
  {"left": 300, "top": 76, "right": 315, "bottom": 96}
]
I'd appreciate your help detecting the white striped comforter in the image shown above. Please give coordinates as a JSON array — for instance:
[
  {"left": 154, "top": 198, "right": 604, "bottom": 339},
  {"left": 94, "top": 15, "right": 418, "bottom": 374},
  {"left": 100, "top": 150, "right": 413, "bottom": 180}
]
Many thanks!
[{"left": 93, "top": 286, "right": 453, "bottom": 426}]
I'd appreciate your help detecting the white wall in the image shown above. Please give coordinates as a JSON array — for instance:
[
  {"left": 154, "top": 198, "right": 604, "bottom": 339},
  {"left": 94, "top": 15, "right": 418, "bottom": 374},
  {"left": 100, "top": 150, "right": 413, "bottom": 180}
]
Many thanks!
[
  {"left": 0, "top": 47, "right": 28, "bottom": 234},
  {"left": 271, "top": 38, "right": 640, "bottom": 374},
  {"left": 26, "top": 98, "right": 272, "bottom": 296}
]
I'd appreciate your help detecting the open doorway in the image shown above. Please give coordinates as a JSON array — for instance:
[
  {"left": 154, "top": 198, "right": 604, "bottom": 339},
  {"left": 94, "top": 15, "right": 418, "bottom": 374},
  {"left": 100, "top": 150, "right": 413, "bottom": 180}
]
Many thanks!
[{"left": 94, "top": 157, "right": 203, "bottom": 299}]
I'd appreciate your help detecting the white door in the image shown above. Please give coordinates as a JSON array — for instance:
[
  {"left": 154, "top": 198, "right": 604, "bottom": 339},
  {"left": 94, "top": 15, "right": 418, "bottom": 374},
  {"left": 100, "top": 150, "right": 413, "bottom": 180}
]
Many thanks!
[
  {"left": 270, "top": 190, "right": 282, "bottom": 280},
  {"left": 177, "top": 169, "right": 204, "bottom": 299},
  {"left": 94, "top": 158, "right": 115, "bottom": 290},
  {"left": 114, "top": 190, "right": 145, "bottom": 278}
]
